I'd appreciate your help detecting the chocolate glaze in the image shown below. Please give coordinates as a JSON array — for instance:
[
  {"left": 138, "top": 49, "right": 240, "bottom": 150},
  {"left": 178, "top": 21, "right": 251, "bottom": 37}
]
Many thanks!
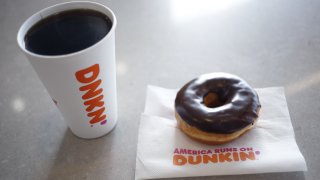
[{"left": 175, "top": 73, "right": 261, "bottom": 134}]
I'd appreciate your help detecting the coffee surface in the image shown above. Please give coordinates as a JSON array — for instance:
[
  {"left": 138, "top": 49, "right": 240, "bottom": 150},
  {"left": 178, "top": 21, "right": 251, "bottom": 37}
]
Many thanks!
[{"left": 25, "top": 9, "right": 112, "bottom": 56}]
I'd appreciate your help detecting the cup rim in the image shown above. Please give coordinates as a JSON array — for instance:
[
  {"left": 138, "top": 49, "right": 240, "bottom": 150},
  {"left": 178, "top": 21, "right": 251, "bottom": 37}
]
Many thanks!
[{"left": 17, "top": 1, "right": 117, "bottom": 59}]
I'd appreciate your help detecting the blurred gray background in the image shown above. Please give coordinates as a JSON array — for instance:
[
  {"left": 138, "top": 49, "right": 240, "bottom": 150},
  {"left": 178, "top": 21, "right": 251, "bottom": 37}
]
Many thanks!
[{"left": 0, "top": 0, "right": 319, "bottom": 179}]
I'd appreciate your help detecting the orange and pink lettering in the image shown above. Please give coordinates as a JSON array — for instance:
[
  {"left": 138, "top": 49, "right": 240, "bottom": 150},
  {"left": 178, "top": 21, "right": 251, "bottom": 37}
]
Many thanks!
[
  {"left": 75, "top": 64, "right": 107, "bottom": 126},
  {"left": 173, "top": 147, "right": 259, "bottom": 166}
]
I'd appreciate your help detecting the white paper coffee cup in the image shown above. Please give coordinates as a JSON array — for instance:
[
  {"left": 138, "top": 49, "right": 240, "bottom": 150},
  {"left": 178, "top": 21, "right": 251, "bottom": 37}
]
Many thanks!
[{"left": 17, "top": 1, "right": 118, "bottom": 139}]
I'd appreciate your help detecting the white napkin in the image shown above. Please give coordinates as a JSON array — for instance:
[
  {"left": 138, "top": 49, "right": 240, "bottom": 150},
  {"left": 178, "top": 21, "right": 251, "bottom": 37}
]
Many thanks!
[{"left": 135, "top": 85, "right": 307, "bottom": 180}]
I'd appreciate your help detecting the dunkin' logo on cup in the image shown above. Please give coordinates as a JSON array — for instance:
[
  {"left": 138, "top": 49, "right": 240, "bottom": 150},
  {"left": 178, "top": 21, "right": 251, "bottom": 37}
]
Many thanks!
[
  {"left": 75, "top": 64, "right": 107, "bottom": 126},
  {"left": 173, "top": 147, "right": 260, "bottom": 166}
]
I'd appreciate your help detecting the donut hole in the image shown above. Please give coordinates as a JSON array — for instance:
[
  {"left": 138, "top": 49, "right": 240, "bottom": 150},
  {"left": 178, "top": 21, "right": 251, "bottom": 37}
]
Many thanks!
[{"left": 203, "top": 92, "right": 225, "bottom": 108}]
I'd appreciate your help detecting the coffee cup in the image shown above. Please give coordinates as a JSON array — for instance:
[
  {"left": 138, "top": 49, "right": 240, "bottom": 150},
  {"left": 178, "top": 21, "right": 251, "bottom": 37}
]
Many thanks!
[{"left": 17, "top": 1, "right": 118, "bottom": 139}]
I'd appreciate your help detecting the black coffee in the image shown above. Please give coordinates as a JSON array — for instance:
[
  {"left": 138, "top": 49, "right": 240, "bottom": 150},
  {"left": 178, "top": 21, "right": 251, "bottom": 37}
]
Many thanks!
[{"left": 24, "top": 9, "right": 112, "bottom": 55}]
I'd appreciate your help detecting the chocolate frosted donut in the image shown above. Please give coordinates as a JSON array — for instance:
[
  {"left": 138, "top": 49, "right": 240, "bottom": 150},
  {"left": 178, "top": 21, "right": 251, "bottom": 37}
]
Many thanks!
[{"left": 175, "top": 73, "right": 261, "bottom": 144}]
